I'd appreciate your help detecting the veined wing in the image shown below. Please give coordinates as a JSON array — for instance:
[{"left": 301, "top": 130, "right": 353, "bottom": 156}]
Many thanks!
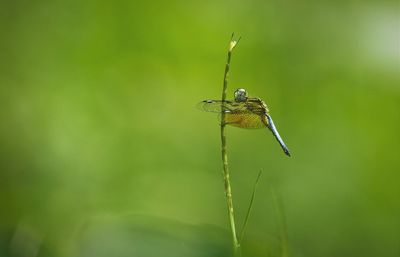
[{"left": 197, "top": 100, "right": 248, "bottom": 113}]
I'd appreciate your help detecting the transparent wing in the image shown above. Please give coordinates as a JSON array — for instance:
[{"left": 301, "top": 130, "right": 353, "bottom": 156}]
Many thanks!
[{"left": 196, "top": 100, "right": 248, "bottom": 113}]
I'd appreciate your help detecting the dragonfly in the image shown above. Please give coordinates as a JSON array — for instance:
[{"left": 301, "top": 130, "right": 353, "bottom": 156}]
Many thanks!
[{"left": 198, "top": 88, "right": 291, "bottom": 157}]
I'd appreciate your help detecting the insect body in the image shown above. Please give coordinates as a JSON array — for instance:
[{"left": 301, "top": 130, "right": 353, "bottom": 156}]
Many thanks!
[{"left": 198, "top": 88, "right": 291, "bottom": 156}]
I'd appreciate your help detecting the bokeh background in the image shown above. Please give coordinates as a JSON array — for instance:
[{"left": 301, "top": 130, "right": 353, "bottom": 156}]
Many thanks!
[{"left": 0, "top": 0, "right": 399, "bottom": 257}]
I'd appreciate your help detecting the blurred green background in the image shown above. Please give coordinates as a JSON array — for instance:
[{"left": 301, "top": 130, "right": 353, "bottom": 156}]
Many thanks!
[{"left": 0, "top": 0, "right": 399, "bottom": 256}]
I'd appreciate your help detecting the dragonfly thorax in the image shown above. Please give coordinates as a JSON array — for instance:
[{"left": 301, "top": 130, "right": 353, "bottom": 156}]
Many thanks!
[{"left": 234, "top": 88, "right": 248, "bottom": 102}]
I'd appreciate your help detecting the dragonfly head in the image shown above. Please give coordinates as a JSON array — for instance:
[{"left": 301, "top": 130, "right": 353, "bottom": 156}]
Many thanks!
[{"left": 234, "top": 88, "right": 248, "bottom": 102}]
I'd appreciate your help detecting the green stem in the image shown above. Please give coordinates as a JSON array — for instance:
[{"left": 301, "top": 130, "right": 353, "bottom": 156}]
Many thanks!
[
  {"left": 220, "top": 34, "right": 241, "bottom": 255},
  {"left": 271, "top": 188, "right": 290, "bottom": 257},
  {"left": 239, "top": 170, "right": 262, "bottom": 243}
]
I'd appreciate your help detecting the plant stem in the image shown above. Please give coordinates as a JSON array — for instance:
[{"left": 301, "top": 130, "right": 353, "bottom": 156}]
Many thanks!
[
  {"left": 220, "top": 34, "right": 241, "bottom": 255},
  {"left": 271, "top": 188, "right": 290, "bottom": 257},
  {"left": 239, "top": 170, "right": 262, "bottom": 243}
]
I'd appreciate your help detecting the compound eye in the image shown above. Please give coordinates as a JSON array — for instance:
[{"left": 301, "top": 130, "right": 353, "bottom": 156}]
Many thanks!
[{"left": 234, "top": 88, "right": 248, "bottom": 102}]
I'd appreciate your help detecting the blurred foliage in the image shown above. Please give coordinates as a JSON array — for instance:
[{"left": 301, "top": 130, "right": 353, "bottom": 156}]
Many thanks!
[{"left": 0, "top": 0, "right": 399, "bottom": 256}]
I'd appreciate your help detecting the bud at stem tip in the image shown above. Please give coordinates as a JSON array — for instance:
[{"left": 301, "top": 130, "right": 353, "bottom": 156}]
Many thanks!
[{"left": 229, "top": 41, "right": 237, "bottom": 51}]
